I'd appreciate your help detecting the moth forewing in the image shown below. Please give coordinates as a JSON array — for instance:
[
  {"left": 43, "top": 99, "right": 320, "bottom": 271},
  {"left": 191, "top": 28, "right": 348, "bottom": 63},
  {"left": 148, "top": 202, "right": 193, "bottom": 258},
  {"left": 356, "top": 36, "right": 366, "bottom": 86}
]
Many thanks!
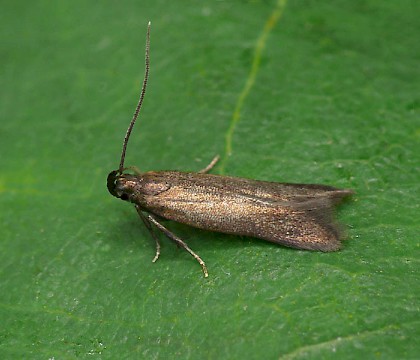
[{"left": 120, "top": 171, "right": 351, "bottom": 253}]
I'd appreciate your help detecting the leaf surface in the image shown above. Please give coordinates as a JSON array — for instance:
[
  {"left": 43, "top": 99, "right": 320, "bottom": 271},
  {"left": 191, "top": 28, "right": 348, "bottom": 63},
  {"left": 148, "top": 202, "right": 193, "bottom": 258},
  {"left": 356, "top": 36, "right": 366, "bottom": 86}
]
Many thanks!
[{"left": 1, "top": 1, "right": 418, "bottom": 359}]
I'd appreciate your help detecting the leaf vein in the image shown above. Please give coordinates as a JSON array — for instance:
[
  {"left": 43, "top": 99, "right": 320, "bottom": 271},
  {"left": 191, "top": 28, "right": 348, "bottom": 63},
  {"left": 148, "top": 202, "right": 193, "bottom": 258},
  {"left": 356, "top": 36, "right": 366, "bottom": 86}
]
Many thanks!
[{"left": 220, "top": 0, "right": 288, "bottom": 174}]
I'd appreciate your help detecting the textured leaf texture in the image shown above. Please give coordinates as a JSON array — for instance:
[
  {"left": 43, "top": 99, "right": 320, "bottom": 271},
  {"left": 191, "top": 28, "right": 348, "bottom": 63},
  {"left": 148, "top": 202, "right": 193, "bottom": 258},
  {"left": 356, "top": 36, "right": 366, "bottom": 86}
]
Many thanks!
[{"left": 1, "top": 1, "right": 418, "bottom": 359}]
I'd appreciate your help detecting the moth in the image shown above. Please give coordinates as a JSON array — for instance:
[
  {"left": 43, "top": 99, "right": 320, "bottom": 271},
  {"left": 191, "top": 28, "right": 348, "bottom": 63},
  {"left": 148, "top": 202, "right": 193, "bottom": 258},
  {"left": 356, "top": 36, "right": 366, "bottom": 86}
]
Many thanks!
[{"left": 107, "top": 22, "right": 353, "bottom": 277}]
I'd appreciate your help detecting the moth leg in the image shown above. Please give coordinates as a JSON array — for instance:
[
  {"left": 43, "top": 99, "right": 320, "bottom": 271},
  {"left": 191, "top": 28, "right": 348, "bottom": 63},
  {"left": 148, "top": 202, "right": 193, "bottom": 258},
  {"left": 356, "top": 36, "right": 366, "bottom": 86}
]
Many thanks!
[
  {"left": 127, "top": 166, "right": 142, "bottom": 175},
  {"left": 135, "top": 206, "right": 161, "bottom": 263},
  {"left": 144, "top": 212, "right": 209, "bottom": 278},
  {"left": 199, "top": 155, "right": 220, "bottom": 173}
]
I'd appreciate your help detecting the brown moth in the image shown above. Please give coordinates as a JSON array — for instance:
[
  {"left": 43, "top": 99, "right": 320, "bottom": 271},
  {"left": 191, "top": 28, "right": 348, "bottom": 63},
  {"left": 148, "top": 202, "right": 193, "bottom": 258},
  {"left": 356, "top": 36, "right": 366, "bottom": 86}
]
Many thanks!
[{"left": 107, "top": 22, "right": 353, "bottom": 277}]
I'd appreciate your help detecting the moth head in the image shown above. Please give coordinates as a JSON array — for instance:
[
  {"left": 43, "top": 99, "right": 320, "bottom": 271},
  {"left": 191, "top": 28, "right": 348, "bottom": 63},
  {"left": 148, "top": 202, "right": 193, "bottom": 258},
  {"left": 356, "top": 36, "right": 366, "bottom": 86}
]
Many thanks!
[{"left": 107, "top": 170, "right": 137, "bottom": 202}]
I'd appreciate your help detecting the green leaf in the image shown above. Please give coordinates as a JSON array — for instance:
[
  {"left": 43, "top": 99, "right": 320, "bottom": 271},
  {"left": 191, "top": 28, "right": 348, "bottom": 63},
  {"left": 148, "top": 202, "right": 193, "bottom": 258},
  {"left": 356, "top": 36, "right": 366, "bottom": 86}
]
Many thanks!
[{"left": 1, "top": 1, "right": 418, "bottom": 359}]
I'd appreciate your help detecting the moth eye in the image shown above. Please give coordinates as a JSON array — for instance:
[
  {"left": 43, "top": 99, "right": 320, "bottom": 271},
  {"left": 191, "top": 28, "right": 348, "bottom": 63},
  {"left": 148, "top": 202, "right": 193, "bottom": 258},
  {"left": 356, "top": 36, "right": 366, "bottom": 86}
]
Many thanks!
[{"left": 120, "top": 193, "right": 129, "bottom": 201}]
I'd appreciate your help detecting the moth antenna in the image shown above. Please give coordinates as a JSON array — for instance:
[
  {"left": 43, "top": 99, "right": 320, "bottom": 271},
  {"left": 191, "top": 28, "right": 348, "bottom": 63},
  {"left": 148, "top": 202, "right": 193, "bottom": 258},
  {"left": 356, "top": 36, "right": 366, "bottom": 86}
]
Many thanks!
[{"left": 118, "top": 21, "right": 151, "bottom": 172}]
